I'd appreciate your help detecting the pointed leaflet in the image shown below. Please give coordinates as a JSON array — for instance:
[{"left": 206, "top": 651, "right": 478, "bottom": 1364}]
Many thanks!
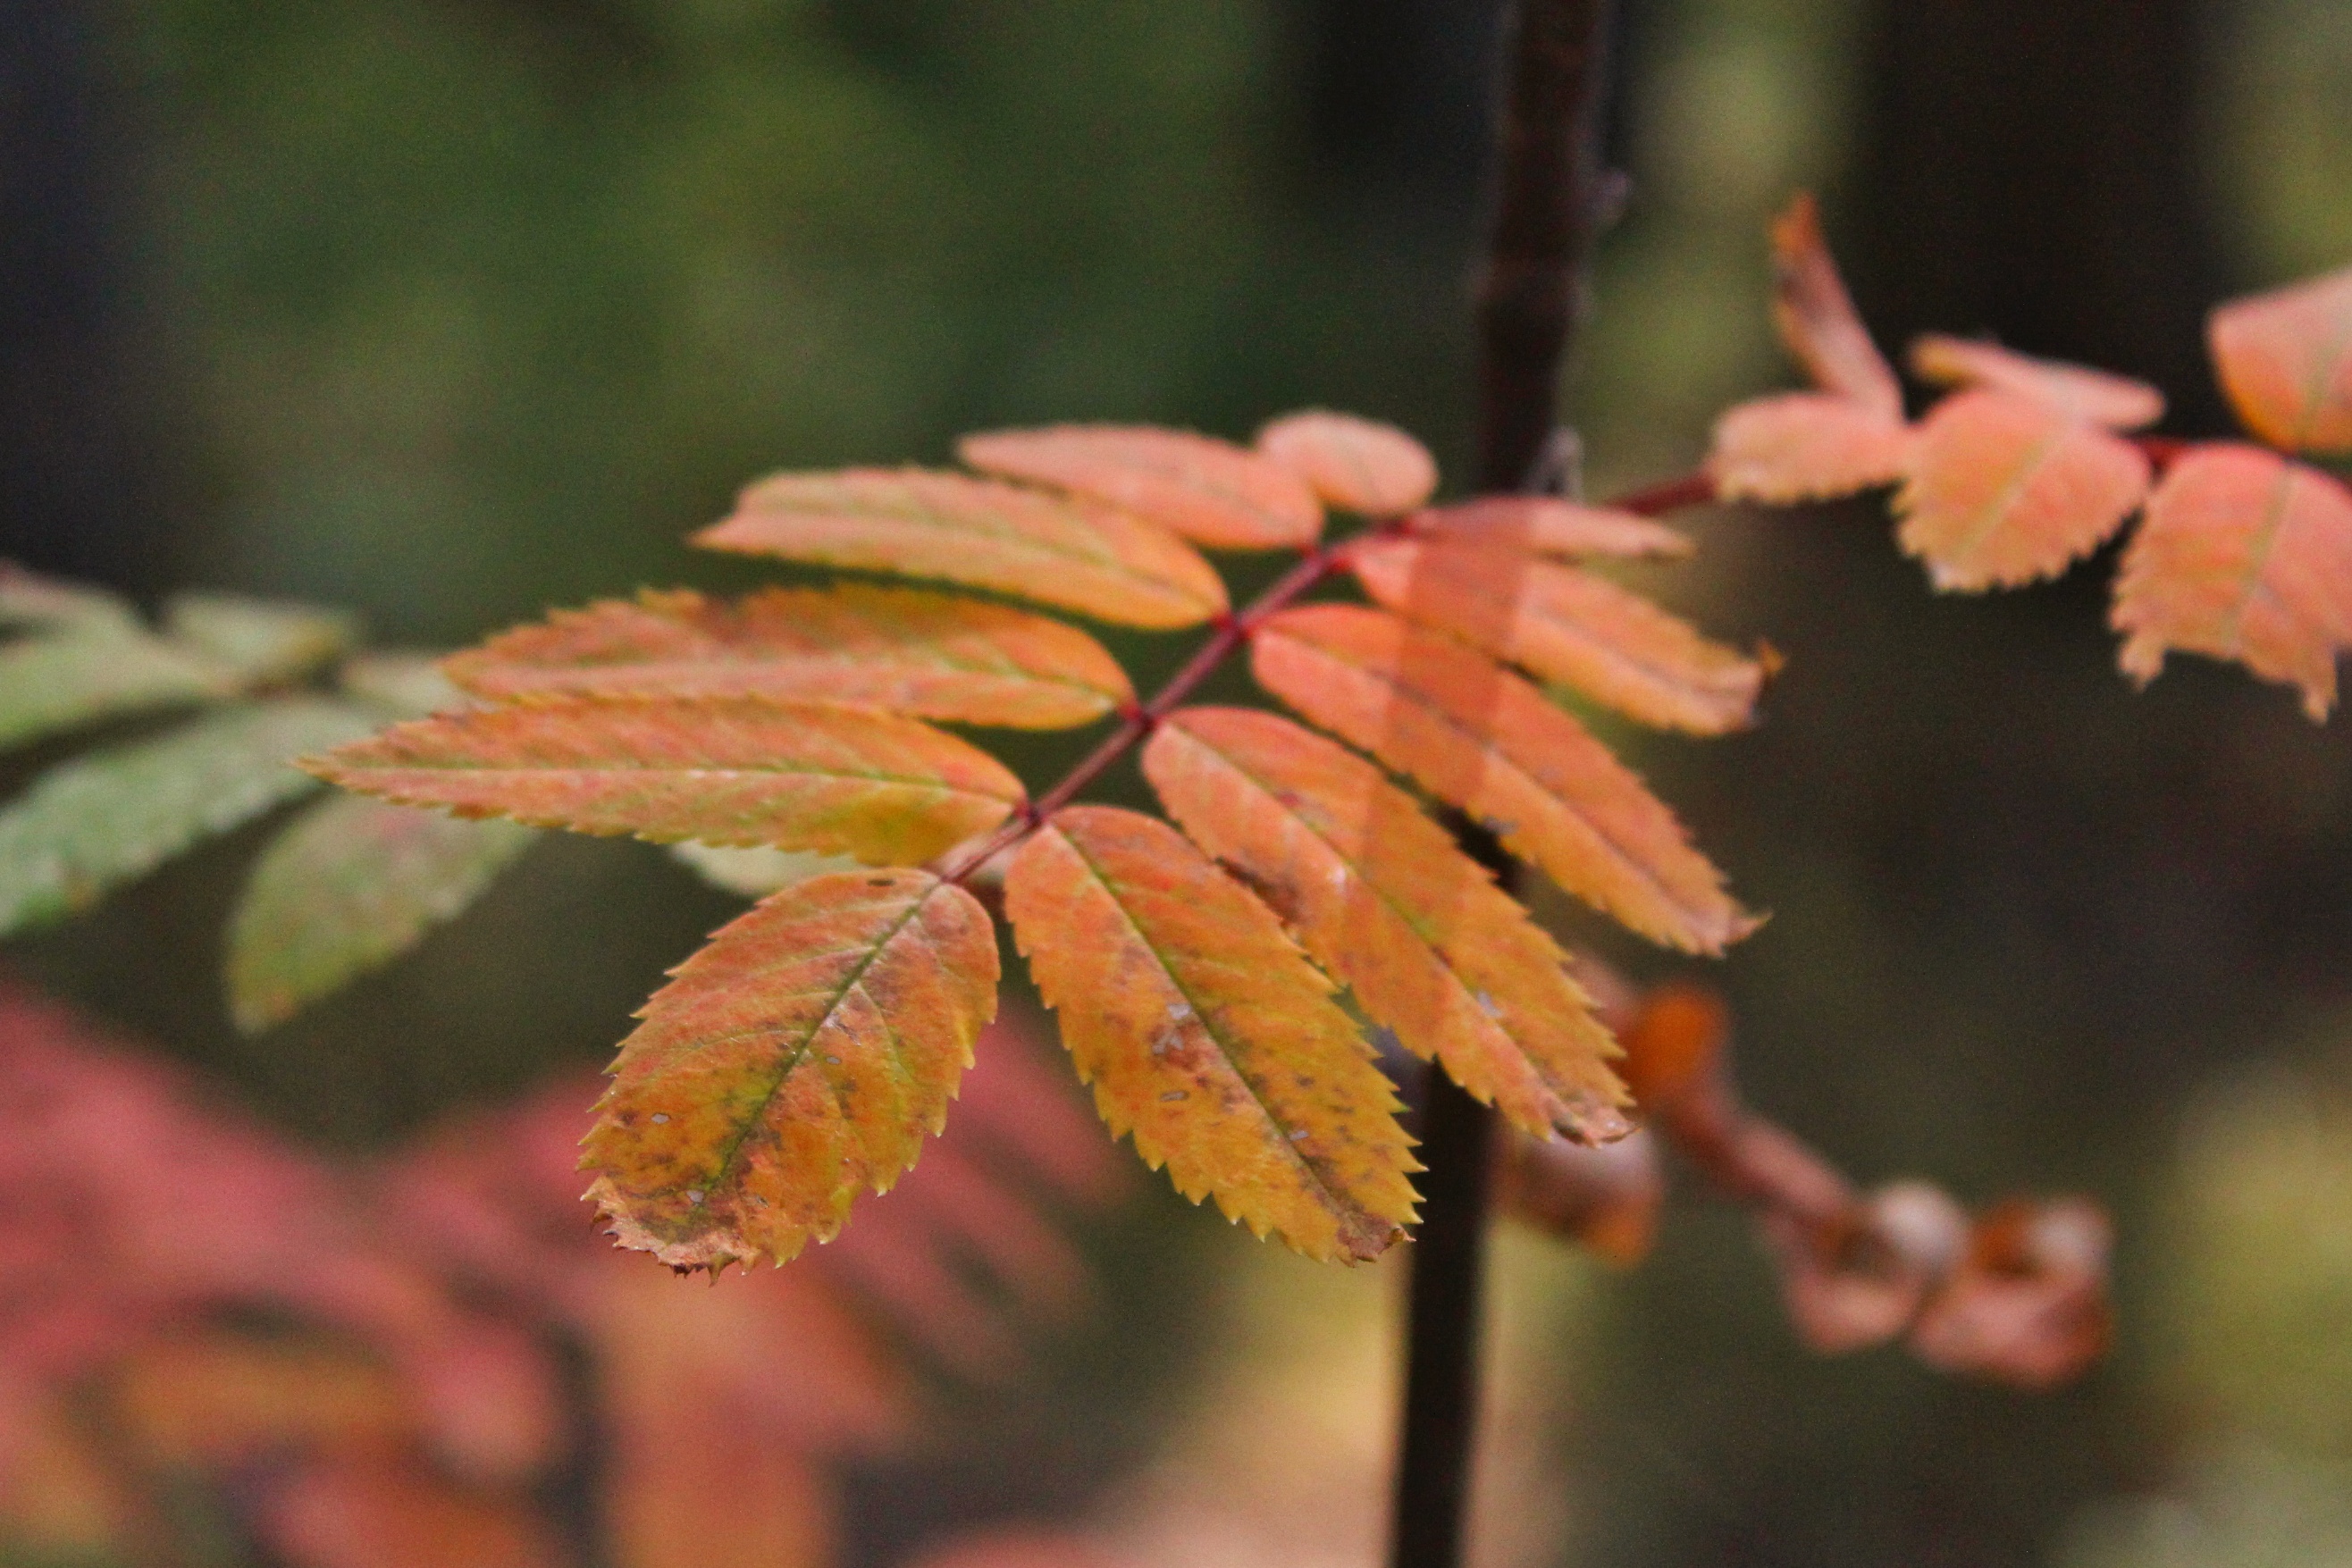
[
  {"left": 1349, "top": 538, "right": 1764, "bottom": 734},
  {"left": 163, "top": 591, "right": 359, "bottom": 685},
  {"left": 309, "top": 696, "right": 1023, "bottom": 864},
  {"left": 0, "top": 700, "right": 377, "bottom": 935},
  {"left": 0, "top": 564, "right": 142, "bottom": 633},
  {"left": 669, "top": 842, "right": 858, "bottom": 898},
  {"left": 581, "top": 868, "right": 998, "bottom": 1270},
  {"left": 1250, "top": 607, "right": 1755, "bottom": 953},
  {"left": 445, "top": 585, "right": 1132, "bottom": 730},
  {"left": 1908, "top": 336, "right": 2165, "bottom": 431},
  {"left": 1144, "top": 708, "right": 1630, "bottom": 1144},
  {"left": 1709, "top": 391, "right": 1911, "bottom": 503},
  {"left": 0, "top": 629, "right": 237, "bottom": 752},
  {"left": 1408, "top": 494, "right": 1692, "bottom": 559},
  {"left": 1004, "top": 806, "right": 1416, "bottom": 1262},
  {"left": 2112, "top": 443, "right": 2352, "bottom": 721},
  {"left": 698, "top": 468, "right": 1226, "bottom": 630},
  {"left": 227, "top": 794, "right": 538, "bottom": 1032},
  {"left": 2208, "top": 264, "right": 2352, "bottom": 455},
  {"left": 1768, "top": 193, "right": 1904, "bottom": 420},
  {"left": 1894, "top": 390, "right": 2154, "bottom": 591},
  {"left": 1254, "top": 410, "right": 1438, "bottom": 517},
  {"left": 960, "top": 425, "right": 1323, "bottom": 550}
]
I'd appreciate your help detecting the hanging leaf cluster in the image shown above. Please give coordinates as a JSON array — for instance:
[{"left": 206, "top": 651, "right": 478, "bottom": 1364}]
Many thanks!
[
  {"left": 1711, "top": 193, "right": 2352, "bottom": 722},
  {"left": 308, "top": 411, "right": 1768, "bottom": 1268}
]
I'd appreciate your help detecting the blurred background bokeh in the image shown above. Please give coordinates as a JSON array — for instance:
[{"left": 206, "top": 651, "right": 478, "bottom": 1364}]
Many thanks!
[{"left": 5, "top": 0, "right": 2352, "bottom": 1564}]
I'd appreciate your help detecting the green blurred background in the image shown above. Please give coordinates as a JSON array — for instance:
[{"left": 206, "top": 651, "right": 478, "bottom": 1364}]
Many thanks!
[{"left": 7, "top": 1, "right": 2352, "bottom": 1564}]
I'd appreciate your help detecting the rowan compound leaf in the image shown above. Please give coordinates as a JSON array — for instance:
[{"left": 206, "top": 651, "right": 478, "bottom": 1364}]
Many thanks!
[
  {"left": 1769, "top": 193, "right": 1904, "bottom": 418},
  {"left": 0, "top": 628, "right": 238, "bottom": 752},
  {"left": 1409, "top": 494, "right": 1693, "bottom": 559},
  {"left": 1254, "top": 410, "right": 1439, "bottom": 516},
  {"left": 308, "top": 696, "right": 1024, "bottom": 864},
  {"left": 445, "top": 585, "right": 1133, "bottom": 730},
  {"left": 1894, "top": 390, "right": 2155, "bottom": 590},
  {"left": 1908, "top": 335, "right": 2165, "bottom": 430},
  {"left": 1349, "top": 538, "right": 1764, "bottom": 734},
  {"left": 1004, "top": 806, "right": 1417, "bottom": 1262},
  {"left": 698, "top": 468, "right": 1227, "bottom": 629},
  {"left": 1708, "top": 392, "right": 1911, "bottom": 503},
  {"left": 0, "top": 700, "right": 376, "bottom": 936},
  {"left": 2208, "top": 264, "right": 2352, "bottom": 454},
  {"left": 582, "top": 868, "right": 999, "bottom": 1270},
  {"left": 1250, "top": 606, "right": 1756, "bottom": 953},
  {"left": 960, "top": 425, "right": 1323, "bottom": 550},
  {"left": 1144, "top": 708, "right": 1629, "bottom": 1143},
  {"left": 163, "top": 591, "right": 360, "bottom": 685},
  {"left": 227, "top": 793, "right": 539, "bottom": 1032},
  {"left": 2112, "top": 443, "right": 2352, "bottom": 720}
]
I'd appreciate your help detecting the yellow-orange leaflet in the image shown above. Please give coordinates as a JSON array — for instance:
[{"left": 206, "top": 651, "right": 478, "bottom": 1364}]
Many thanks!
[
  {"left": 1709, "top": 392, "right": 1911, "bottom": 504},
  {"left": 1769, "top": 194, "right": 1905, "bottom": 421},
  {"left": 2208, "top": 264, "right": 2352, "bottom": 456},
  {"left": 1908, "top": 336, "right": 2164, "bottom": 431},
  {"left": 444, "top": 585, "right": 1132, "bottom": 731},
  {"left": 2113, "top": 443, "right": 2352, "bottom": 722},
  {"left": 1144, "top": 708, "right": 1629, "bottom": 1145},
  {"left": 1408, "top": 494, "right": 1692, "bottom": 559},
  {"left": 308, "top": 695, "right": 1023, "bottom": 865},
  {"left": 1255, "top": 410, "right": 1439, "bottom": 517},
  {"left": 583, "top": 869, "right": 998, "bottom": 1270},
  {"left": 1004, "top": 806, "right": 1416, "bottom": 1262},
  {"left": 1895, "top": 390, "right": 2153, "bottom": 591},
  {"left": 697, "top": 468, "right": 1226, "bottom": 630},
  {"left": 1349, "top": 538, "right": 1764, "bottom": 734},
  {"left": 1250, "top": 605, "right": 1757, "bottom": 954},
  {"left": 960, "top": 425, "right": 1323, "bottom": 551}
]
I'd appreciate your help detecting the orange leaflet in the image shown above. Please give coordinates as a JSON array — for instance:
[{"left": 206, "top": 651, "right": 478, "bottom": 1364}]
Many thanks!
[
  {"left": 1248, "top": 605, "right": 1759, "bottom": 953},
  {"left": 1769, "top": 193, "right": 1904, "bottom": 419},
  {"left": 581, "top": 869, "right": 998, "bottom": 1270},
  {"left": 1254, "top": 409, "right": 1439, "bottom": 517},
  {"left": 959, "top": 425, "right": 1323, "bottom": 550},
  {"left": 1708, "top": 391, "right": 1911, "bottom": 503},
  {"left": 2208, "top": 264, "right": 2352, "bottom": 455},
  {"left": 1894, "top": 389, "right": 2154, "bottom": 591},
  {"left": 1908, "top": 335, "right": 2165, "bottom": 431},
  {"left": 1407, "top": 494, "right": 1692, "bottom": 559},
  {"left": 1348, "top": 537, "right": 1764, "bottom": 734},
  {"left": 1003, "top": 806, "right": 1417, "bottom": 1263},
  {"left": 696, "top": 468, "right": 1227, "bottom": 630},
  {"left": 1143, "top": 708, "right": 1629, "bottom": 1144},
  {"left": 2111, "top": 443, "right": 2352, "bottom": 722},
  {"left": 444, "top": 585, "right": 1132, "bottom": 731},
  {"left": 307, "top": 695, "right": 1024, "bottom": 865}
]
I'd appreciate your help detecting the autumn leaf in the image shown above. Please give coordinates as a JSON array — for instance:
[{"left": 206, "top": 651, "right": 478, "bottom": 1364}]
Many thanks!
[
  {"left": 0, "top": 700, "right": 377, "bottom": 936},
  {"left": 308, "top": 695, "right": 1024, "bottom": 864},
  {"left": 1143, "top": 708, "right": 1629, "bottom": 1144},
  {"left": 1349, "top": 537, "right": 1764, "bottom": 734},
  {"left": 960, "top": 425, "right": 1323, "bottom": 550},
  {"left": 1768, "top": 193, "right": 1904, "bottom": 420},
  {"left": 1407, "top": 494, "right": 1692, "bottom": 559},
  {"left": 582, "top": 868, "right": 998, "bottom": 1270},
  {"left": 697, "top": 468, "right": 1227, "bottom": 629},
  {"left": 226, "top": 794, "right": 539, "bottom": 1033},
  {"left": 2208, "top": 264, "right": 2352, "bottom": 454},
  {"left": 444, "top": 585, "right": 1133, "bottom": 730},
  {"left": 2112, "top": 443, "right": 2352, "bottom": 720},
  {"left": 669, "top": 842, "right": 860, "bottom": 898},
  {"left": 1908, "top": 335, "right": 2165, "bottom": 431},
  {"left": 1255, "top": 410, "right": 1439, "bottom": 516},
  {"left": 1249, "top": 605, "right": 1758, "bottom": 953},
  {"left": 1708, "top": 391, "right": 1911, "bottom": 503},
  {"left": 1894, "top": 390, "right": 2154, "bottom": 590},
  {"left": 1004, "top": 806, "right": 1417, "bottom": 1262}
]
